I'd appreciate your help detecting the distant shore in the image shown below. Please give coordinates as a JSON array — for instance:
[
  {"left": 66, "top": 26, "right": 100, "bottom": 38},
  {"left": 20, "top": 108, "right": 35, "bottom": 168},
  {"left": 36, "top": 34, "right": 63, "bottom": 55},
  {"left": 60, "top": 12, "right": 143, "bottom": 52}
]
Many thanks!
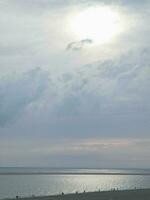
[
  {"left": 7, "top": 189, "right": 150, "bottom": 200},
  {"left": 1, "top": 172, "right": 150, "bottom": 175}
]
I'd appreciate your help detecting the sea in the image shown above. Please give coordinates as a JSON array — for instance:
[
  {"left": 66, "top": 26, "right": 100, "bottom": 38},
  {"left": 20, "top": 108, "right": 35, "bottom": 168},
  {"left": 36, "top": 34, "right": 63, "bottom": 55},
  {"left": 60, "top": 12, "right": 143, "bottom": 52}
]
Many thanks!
[{"left": 0, "top": 168, "right": 150, "bottom": 199}]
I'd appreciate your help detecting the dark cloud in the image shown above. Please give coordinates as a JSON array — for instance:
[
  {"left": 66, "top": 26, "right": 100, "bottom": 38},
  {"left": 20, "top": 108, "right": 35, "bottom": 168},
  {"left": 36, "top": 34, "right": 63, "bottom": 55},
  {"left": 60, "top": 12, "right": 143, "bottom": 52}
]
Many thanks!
[
  {"left": 66, "top": 39, "right": 93, "bottom": 51},
  {"left": 0, "top": 67, "right": 49, "bottom": 126}
]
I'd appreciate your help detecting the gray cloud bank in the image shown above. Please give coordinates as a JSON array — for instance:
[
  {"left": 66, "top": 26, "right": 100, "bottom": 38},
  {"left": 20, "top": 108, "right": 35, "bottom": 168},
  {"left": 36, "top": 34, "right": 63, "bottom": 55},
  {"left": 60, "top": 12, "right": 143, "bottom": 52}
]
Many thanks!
[
  {"left": 1, "top": 137, "right": 150, "bottom": 167},
  {"left": 0, "top": 68, "right": 49, "bottom": 126},
  {"left": 0, "top": 49, "right": 149, "bottom": 138}
]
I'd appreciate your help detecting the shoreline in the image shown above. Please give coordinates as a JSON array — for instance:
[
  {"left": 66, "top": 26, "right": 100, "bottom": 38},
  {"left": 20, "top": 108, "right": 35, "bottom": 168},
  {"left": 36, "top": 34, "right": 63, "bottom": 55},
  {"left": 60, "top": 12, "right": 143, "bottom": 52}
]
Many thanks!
[{"left": 4, "top": 188, "right": 150, "bottom": 200}]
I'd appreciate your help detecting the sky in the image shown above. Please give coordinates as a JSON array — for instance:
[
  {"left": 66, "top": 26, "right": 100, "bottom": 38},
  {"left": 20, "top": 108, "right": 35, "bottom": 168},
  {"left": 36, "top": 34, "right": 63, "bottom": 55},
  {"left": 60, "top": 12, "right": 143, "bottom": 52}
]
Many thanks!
[{"left": 0, "top": 0, "right": 150, "bottom": 168}]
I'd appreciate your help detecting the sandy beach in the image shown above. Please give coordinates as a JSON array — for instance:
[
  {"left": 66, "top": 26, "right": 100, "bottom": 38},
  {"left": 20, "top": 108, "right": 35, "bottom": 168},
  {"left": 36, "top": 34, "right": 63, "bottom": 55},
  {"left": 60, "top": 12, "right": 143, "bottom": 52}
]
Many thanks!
[{"left": 9, "top": 189, "right": 150, "bottom": 200}]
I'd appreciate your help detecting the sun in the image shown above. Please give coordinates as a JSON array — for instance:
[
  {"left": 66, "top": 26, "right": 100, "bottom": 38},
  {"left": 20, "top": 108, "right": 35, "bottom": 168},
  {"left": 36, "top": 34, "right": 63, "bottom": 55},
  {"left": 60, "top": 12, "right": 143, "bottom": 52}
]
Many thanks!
[{"left": 69, "top": 6, "right": 121, "bottom": 45}]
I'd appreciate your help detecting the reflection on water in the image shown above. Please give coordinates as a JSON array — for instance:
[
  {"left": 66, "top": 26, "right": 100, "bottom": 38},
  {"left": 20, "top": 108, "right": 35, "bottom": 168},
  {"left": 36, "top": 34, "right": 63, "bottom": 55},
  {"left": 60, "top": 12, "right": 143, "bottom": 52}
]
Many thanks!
[{"left": 0, "top": 173, "right": 150, "bottom": 199}]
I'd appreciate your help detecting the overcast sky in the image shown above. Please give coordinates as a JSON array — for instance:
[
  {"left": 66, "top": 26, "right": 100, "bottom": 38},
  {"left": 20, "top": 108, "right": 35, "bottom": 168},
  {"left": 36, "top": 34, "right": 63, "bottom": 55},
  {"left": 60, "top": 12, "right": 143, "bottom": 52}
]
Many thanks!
[{"left": 0, "top": 0, "right": 150, "bottom": 168}]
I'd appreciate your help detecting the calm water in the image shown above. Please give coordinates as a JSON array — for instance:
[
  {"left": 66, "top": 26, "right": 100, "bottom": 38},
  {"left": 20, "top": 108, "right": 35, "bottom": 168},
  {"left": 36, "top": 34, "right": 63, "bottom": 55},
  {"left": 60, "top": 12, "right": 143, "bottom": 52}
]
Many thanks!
[{"left": 0, "top": 168, "right": 150, "bottom": 199}]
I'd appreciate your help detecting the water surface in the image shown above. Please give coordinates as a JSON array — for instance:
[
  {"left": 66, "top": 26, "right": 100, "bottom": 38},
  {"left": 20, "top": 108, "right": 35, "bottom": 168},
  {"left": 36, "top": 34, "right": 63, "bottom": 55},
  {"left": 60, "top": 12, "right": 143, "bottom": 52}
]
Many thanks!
[{"left": 0, "top": 168, "right": 150, "bottom": 199}]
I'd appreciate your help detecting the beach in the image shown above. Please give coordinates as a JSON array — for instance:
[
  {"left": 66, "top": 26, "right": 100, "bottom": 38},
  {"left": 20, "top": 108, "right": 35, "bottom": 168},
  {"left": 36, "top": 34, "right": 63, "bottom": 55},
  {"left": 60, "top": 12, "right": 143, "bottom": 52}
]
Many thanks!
[{"left": 9, "top": 189, "right": 150, "bottom": 200}]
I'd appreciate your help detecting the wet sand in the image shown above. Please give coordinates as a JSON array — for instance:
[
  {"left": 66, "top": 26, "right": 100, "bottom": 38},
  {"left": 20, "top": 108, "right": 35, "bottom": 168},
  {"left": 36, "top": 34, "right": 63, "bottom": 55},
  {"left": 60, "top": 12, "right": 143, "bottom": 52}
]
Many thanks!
[{"left": 9, "top": 189, "right": 150, "bottom": 200}]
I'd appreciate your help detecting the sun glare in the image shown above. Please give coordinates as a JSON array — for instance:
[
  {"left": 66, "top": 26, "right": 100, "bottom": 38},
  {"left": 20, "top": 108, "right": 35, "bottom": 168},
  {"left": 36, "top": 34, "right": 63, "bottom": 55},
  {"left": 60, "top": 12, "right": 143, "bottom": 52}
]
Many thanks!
[{"left": 69, "top": 7, "right": 121, "bottom": 45}]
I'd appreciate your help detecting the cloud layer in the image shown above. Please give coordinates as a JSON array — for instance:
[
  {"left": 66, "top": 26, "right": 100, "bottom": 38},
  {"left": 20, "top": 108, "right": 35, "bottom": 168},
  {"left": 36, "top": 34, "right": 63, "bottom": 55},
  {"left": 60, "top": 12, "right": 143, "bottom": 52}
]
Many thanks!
[
  {"left": 0, "top": 0, "right": 150, "bottom": 167},
  {"left": 1, "top": 137, "right": 150, "bottom": 167},
  {"left": 0, "top": 68, "right": 49, "bottom": 126}
]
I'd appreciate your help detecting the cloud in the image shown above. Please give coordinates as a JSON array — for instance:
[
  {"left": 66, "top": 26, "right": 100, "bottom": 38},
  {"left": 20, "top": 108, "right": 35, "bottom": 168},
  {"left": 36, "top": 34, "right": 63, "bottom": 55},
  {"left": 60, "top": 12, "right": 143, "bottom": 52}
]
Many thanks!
[
  {"left": 0, "top": 0, "right": 150, "bottom": 167},
  {"left": 0, "top": 48, "right": 149, "bottom": 138},
  {"left": 0, "top": 67, "right": 49, "bottom": 126},
  {"left": 1, "top": 137, "right": 150, "bottom": 167},
  {"left": 57, "top": 48, "right": 150, "bottom": 112},
  {"left": 36, "top": 48, "right": 150, "bottom": 138},
  {"left": 66, "top": 39, "right": 93, "bottom": 51}
]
